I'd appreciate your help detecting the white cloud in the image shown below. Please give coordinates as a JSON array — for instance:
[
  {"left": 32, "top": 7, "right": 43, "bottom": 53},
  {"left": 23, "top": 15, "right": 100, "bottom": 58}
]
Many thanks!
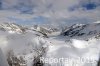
[{"left": 72, "top": 39, "right": 89, "bottom": 49}]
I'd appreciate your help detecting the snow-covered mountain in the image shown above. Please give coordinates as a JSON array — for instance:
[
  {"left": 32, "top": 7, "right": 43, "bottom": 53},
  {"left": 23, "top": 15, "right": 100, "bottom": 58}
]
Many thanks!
[
  {"left": 0, "top": 22, "right": 26, "bottom": 34},
  {"left": 1, "top": 22, "right": 100, "bottom": 38},
  {"left": 0, "top": 22, "right": 60, "bottom": 37},
  {"left": 0, "top": 22, "right": 100, "bottom": 66}
]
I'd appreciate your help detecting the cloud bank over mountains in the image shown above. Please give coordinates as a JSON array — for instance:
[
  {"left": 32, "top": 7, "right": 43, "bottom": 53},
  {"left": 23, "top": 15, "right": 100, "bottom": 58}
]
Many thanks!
[
  {"left": 0, "top": 0, "right": 100, "bottom": 25},
  {"left": 1, "top": 0, "right": 100, "bottom": 11}
]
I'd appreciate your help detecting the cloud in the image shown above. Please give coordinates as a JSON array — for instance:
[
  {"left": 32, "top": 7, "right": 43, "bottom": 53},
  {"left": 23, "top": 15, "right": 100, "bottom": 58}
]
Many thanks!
[
  {"left": 0, "top": 0, "right": 100, "bottom": 25},
  {"left": 72, "top": 39, "right": 89, "bottom": 49}
]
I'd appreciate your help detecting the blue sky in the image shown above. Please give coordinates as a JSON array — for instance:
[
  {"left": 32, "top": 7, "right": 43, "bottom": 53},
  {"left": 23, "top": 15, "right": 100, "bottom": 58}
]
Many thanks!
[
  {"left": 7, "top": 16, "right": 48, "bottom": 25},
  {"left": 0, "top": 0, "right": 100, "bottom": 25}
]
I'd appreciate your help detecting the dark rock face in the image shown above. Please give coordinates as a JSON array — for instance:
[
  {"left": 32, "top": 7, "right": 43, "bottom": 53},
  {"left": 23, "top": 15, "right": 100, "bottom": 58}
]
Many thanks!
[
  {"left": 62, "top": 23, "right": 100, "bottom": 38},
  {"left": 33, "top": 57, "right": 44, "bottom": 66},
  {"left": 62, "top": 24, "right": 87, "bottom": 37},
  {"left": 97, "top": 58, "right": 100, "bottom": 66}
]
